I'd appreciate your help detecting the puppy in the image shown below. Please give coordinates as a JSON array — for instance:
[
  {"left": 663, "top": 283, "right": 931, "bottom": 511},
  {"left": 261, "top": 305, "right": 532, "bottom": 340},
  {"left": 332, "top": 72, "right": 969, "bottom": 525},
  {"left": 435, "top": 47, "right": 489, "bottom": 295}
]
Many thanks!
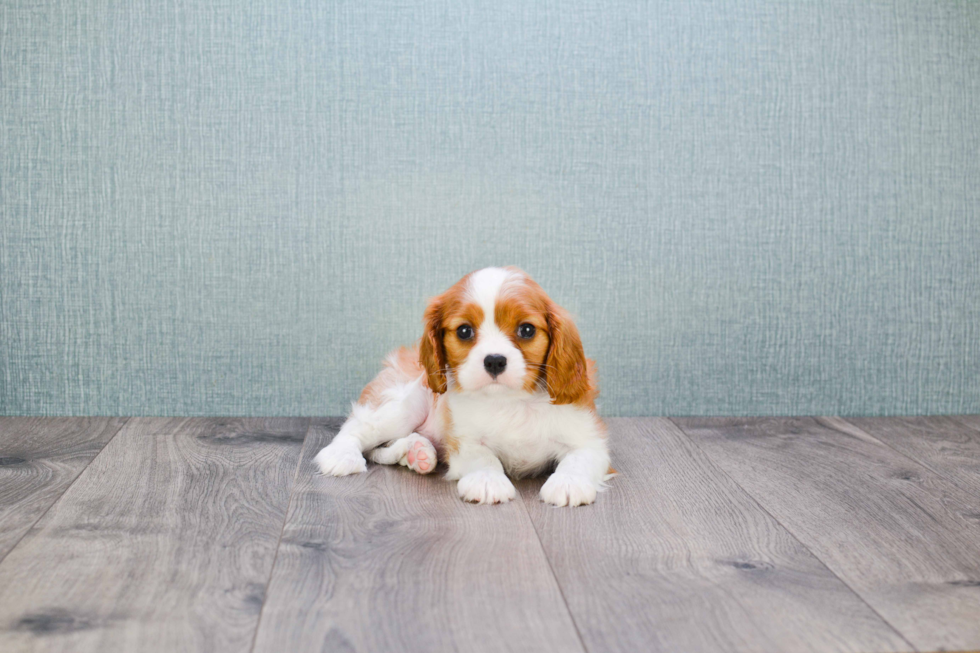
[{"left": 314, "top": 267, "right": 612, "bottom": 506}]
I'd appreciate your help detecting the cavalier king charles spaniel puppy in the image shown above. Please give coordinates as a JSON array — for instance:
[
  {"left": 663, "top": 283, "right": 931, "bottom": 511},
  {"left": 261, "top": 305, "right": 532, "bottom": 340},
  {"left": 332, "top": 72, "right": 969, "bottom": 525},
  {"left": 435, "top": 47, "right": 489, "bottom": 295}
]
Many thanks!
[{"left": 314, "top": 266, "right": 612, "bottom": 506}]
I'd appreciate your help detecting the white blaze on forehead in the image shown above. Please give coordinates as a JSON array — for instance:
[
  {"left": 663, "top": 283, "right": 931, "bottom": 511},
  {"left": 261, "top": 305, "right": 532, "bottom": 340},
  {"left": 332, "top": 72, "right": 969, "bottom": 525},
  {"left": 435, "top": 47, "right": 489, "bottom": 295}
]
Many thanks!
[
  {"left": 455, "top": 267, "right": 528, "bottom": 392},
  {"left": 466, "top": 267, "right": 519, "bottom": 328}
]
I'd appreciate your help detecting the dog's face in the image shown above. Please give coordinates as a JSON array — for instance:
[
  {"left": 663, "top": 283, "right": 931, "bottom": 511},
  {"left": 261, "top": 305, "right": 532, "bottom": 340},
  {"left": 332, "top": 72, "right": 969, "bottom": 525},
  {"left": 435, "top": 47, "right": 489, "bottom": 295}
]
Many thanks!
[{"left": 419, "top": 267, "right": 593, "bottom": 405}]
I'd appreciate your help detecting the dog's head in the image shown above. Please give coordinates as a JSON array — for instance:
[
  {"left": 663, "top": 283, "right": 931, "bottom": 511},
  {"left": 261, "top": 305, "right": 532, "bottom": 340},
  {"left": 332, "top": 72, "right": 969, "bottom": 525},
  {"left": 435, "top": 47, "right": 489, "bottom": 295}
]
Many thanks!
[{"left": 418, "top": 267, "right": 594, "bottom": 405}]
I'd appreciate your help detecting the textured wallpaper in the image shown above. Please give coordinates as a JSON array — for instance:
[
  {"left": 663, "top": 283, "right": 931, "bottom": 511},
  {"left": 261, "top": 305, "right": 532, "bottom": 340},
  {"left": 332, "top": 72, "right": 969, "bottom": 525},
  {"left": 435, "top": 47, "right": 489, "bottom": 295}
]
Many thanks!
[{"left": 1, "top": 1, "right": 978, "bottom": 417}]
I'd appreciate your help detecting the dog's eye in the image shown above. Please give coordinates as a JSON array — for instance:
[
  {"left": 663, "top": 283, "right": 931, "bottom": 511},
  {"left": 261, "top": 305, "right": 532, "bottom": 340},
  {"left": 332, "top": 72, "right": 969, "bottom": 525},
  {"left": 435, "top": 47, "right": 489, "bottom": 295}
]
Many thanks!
[
  {"left": 517, "top": 323, "right": 536, "bottom": 339},
  {"left": 456, "top": 324, "right": 474, "bottom": 341}
]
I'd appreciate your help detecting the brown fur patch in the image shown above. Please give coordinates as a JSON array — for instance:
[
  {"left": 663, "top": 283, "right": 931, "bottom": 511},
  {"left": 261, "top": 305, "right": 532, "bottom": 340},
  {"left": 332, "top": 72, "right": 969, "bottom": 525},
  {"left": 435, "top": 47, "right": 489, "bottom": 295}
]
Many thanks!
[
  {"left": 418, "top": 273, "right": 480, "bottom": 394},
  {"left": 494, "top": 286, "right": 551, "bottom": 393},
  {"left": 440, "top": 399, "right": 459, "bottom": 455},
  {"left": 442, "top": 303, "right": 484, "bottom": 386},
  {"left": 509, "top": 274, "right": 599, "bottom": 407},
  {"left": 358, "top": 346, "right": 428, "bottom": 408}
]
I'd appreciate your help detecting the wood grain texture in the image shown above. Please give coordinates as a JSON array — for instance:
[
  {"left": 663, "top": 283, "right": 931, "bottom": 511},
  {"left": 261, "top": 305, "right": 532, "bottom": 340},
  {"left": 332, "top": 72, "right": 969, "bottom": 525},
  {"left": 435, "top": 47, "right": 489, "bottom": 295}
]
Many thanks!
[
  {"left": 674, "top": 416, "right": 980, "bottom": 652},
  {"left": 0, "top": 417, "right": 127, "bottom": 561},
  {"left": 516, "top": 418, "right": 909, "bottom": 653},
  {"left": 251, "top": 418, "right": 585, "bottom": 653},
  {"left": 847, "top": 416, "right": 980, "bottom": 496},
  {"left": 953, "top": 415, "right": 980, "bottom": 432},
  {"left": 0, "top": 417, "right": 307, "bottom": 653}
]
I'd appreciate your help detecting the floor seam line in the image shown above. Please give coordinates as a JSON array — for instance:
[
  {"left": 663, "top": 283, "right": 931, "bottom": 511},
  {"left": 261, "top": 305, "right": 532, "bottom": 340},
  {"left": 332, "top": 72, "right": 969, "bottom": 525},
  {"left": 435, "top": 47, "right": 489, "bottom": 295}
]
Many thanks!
[
  {"left": 666, "top": 417, "right": 920, "bottom": 653},
  {"left": 949, "top": 415, "right": 980, "bottom": 437},
  {"left": 247, "top": 416, "right": 314, "bottom": 653},
  {"left": 0, "top": 417, "right": 131, "bottom": 569},
  {"left": 834, "top": 416, "right": 980, "bottom": 546},
  {"left": 515, "top": 487, "right": 591, "bottom": 653},
  {"left": 832, "top": 417, "right": 951, "bottom": 484}
]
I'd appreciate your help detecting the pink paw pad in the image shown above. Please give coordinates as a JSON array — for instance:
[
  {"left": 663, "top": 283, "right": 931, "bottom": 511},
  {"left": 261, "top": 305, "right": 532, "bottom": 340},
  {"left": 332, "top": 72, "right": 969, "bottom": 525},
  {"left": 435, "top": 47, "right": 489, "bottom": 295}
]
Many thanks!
[{"left": 406, "top": 438, "right": 436, "bottom": 475}]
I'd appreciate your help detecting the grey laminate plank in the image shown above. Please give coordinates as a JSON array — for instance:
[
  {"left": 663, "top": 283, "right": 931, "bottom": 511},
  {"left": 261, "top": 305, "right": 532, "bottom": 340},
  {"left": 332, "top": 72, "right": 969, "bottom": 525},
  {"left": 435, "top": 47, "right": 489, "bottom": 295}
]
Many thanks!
[
  {"left": 952, "top": 415, "right": 980, "bottom": 436},
  {"left": 0, "top": 417, "right": 127, "bottom": 561},
  {"left": 251, "top": 418, "right": 585, "bottom": 653},
  {"left": 0, "top": 417, "right": 307, "bottom": 653},
  {"left": 846, "top": 416, "right": 980, "bottom": 496},
  {"left": 516, "top": 417, "right": 909, "bottom": 653},
  {"left": 674, "top": 416, "right": 980, "bottom": 652}
]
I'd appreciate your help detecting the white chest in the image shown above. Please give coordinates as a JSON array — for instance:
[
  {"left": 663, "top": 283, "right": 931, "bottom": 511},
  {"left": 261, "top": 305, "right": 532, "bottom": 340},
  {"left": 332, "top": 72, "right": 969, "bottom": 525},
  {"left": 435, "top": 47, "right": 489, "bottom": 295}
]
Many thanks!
[{"left": 446, "top": 390, "right": 598, "bottom": 476}]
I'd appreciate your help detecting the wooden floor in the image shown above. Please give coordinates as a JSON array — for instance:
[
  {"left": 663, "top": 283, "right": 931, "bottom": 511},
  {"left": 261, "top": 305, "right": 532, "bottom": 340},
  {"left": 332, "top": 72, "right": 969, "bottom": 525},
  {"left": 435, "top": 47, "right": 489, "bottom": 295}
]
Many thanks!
[{"left": 1, "top": 417, "right": 979, "bottom": 653}]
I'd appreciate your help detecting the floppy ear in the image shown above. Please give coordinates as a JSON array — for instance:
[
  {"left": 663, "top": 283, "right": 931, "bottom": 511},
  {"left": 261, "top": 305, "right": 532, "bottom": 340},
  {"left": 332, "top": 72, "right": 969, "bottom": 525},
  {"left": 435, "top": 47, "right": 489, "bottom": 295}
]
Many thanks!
[
  {"left": 545, "top": 301, "right": 591, "bottom": 405},
  {"left": 418, "top": 295, "right": 448, "bottom": 393}
]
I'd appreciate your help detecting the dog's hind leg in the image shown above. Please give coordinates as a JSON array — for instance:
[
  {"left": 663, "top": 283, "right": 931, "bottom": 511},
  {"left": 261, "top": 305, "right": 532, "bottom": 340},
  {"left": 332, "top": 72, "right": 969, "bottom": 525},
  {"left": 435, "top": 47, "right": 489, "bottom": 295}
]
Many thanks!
[
  {"left": 315, "top": 375, "right": 432, "bottom": 476},
  {"left": 369, "top": 433, "right": 437, "bottom": 475}
]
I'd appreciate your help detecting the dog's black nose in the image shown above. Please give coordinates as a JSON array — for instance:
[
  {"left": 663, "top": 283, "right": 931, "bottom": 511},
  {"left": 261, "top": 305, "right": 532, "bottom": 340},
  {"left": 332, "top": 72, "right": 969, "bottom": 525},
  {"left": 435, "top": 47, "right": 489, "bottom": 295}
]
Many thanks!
[{"left": 484, "top": 354, "right": 507, "bottom": 378}]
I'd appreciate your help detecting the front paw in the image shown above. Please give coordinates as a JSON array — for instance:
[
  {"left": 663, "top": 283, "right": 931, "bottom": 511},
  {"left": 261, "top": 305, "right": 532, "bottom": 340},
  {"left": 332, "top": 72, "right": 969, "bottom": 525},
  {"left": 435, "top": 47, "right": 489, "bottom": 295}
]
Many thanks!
[
  {"left": 540, "top": 473, "right": 597, "bottom": 507},
  {"left": 314, "top": 442, "right": 367, "bottom": 476},
  {"left": 457, "top": 470, "right": 516, "bottom": 505}
]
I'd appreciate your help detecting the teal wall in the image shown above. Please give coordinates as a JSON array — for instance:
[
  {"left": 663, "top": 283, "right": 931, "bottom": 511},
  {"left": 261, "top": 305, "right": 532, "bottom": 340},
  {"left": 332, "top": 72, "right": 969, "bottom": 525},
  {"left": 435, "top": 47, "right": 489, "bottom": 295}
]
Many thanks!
[{"left": 2, "top": 1, "right": 978, "bottom": 417}]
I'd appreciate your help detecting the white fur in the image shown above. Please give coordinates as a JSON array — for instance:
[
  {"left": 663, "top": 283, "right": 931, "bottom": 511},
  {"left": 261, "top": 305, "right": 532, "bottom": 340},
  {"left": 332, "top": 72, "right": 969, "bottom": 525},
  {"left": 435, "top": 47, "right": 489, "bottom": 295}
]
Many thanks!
[
  {"left": 454, "top": 268, "right": 527, "bottom": 393},
  {"left": 445, "top": 389, "right": 609, "bottom": 505},
  {"left": 314, "top": 375, "right": 431, "bottom": 476},
  {"left": 369, "top": 432, "right": 437, "bottom": 474},
  {"left": 457, "top": 469, "right": 517, "bottom": 504},
  {"left": 314, "top": 267, "right": 611, "bottom": 507}
]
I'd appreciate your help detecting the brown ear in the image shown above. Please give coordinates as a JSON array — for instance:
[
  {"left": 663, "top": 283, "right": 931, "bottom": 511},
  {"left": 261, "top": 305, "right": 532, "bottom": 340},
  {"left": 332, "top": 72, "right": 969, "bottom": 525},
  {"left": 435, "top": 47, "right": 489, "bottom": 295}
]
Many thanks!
[
  {"left": 545, "top": 301, "right": 591, "bottom": 405},
  {"left": 418, "top": 295, "right": 448, "bottom": 393}
]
